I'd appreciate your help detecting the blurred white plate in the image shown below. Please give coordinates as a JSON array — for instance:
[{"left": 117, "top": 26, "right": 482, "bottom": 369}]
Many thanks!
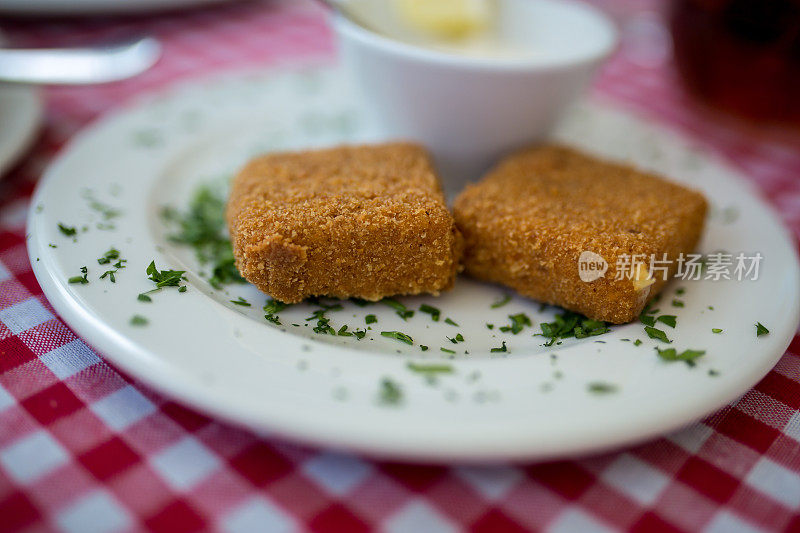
[
  {"left": 27, "top": 66, "right": 800, "bottom": 462},
  {"left": 0, "top": 83, "right": 42, "bottom": 178},
  {"left": 0, "top": 0, "right": 237, "bottom": 15}
]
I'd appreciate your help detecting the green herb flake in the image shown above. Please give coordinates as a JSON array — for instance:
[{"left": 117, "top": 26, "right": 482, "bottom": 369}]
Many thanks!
[
  {"left": 380, "top": 298, "right": 414, "bottom": 320},
  {"left": 538, "top": 311, "right": 610, "bottom": 346},
  {"left": 499, "top": 313, "right": 532, "bottom": 335},
  {"left": 68, "top": 266, "right": 89, "bottom": 285},
  {"left": 644, "top": 326, "right": 671, "bottom": 343},
  {"left": 490, "top": 341, "right": 507, "bottom": 353},
  {"left": 672, "top": 299, "right": 685, "bottom": 308},
  {"left": 378, "top": 378, "right": 403, "bottom": 405},
  {"left": 381, "top": 331, "right": 413, "bottom": 345},
  {"left": 130, "top": 315, "right": 148, "bottom": 326},
  {"left": 230, "top": 297, "right": 251, "bottom": 307},
  {"left": 58, "top": 223, "right": 77, "bottom": 237},
  {"left": 145, "top": 260, "right": 186, "bottom": 289},
  {"left": 588, "top": 382, "right": 618, "bottom": 394},
  {"left": 444, "top": 318, "right": 459, "bottom": 327},
  {"left": 486, "top": 323, "right": 494, "bottom": 330},
  {"left": 162, "top": 185, "right": 246, "bottom": 289},
  {"left": 490, "top": 294, "right": 511, "bottom": 308},
  {"left": 419, "top": 304, "right": 441, "bottom": 321},
  {"left": 420, "top": 345, "right": 429, "bottom": 351},
  {"left": 440, "top": 347, "right": 456, "bottom": 354},
  {"left": 97, "top": 248, "right": 120, "bottom": 265},
  {"left": 633, "top": 339, "right": 642, "bottom": 346},
  {"left": 712, "top": 328, "right": 723, "bottom": 334},
  {"left": 656, "top": 347, "right": 705, "bottom": 366},
  {"left": 639, "top": 314, "right": 656, "bottom": 327},
  {"left": 137, "top": 293, "right": 152, "bottom": 302},
  {"left": 657, "top": 315, "right": 677, "bottom": 328},
  {"left": 708, "top": 369, "right": 720, "bottom": 376},
  {"left": 337, "top": 325, "right": 353, "bottom": 337},
  {"left": 365, "top": 314, "right": 377, "bottom": 324},
  {"left": 407, "top": 362, "right": 453, "bottom": 375},
  {"left": 178, "top": 286, "right": 187, "bottom": 293},
  {"left": 756, "top": 322, "right": 769, "bottom": 337}
]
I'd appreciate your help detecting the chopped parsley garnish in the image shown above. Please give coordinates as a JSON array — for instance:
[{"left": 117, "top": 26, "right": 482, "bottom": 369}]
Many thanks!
[
  {"left": 440, "top": 347, "right": 456, "bottom": 354},
  {"left": 407, "top": 362, "right": 453, "bottom": 374},
  {"left": 538, "top": 311, "right": 610, "bottom": 346},
  {"left": 756, "top": 322, "right": 769, "bottom": 337},
  {"left": 353, "top": 329, "right": 367, "bottom": 340},
  {"left": 312, "top": 317, "right": 336, "bottom": 335},
  {"left": 486, "top": 323, "right": 494, "bottom": 330},
  {"left": 378, "top": 378, "right": 402, "bottom": 405},
  {"left": 162, "top": 184, "right": 245, "bottom": 289},
  {"left": 97, "top": 248, "right": 120, "bottom": 265},
  {"left": 365, "top": 314, "right": 377, "bottom": 324},
  {"left": 382, "top": 298, "right": 414, "bottom": 320},
  {"left": 230, "top": 297, "right": 251, "bottom": 307},
  {"left": 500, "top": 313, "right": 532, "bottom": 334},
  {"left": 676, "top": 288, "right": 685, "bottom": 296},
  {"left": 490, "top": 294, "right": 511, "bottom": 308},
  {"left": 644, "top": 326, "right": 671, "bottom": 343},
  {"left": 633, "top": 339, "right": 642, "bottom": 346},
  {"left": 97, "top": 248, "right": 126, "bottom": 283},
  {"left": 381, "top": 331, "right": 413, "bottom": 345},
  {"left": 640, "top": 314, "right": 656, "bottom": 327},
  {"left": 490, "top": 341, "right": 507, "bottom": 353},
  {"left": 712, "top": 328, "right": 723, "bottom": 334},
  {"left": 420, "top": 345, "right": 429, "bottom": 351},
  {"left": 146, "top": 261, "right": 186, "bottom": 288},
  {"left": 137, "top": 293, "right": 152, "bottom": 302},
  {"left": 82, "top": 190, "right": 121, "bottom": 223},
  {"left": 263, "top": 298, "right": 288, "bottom": 325},
  {"left": 708, "top": 369, "right": 720, "bottom": 376},
  {"left": 657, "top": 315, "right": 677, "bottom": 328},
  {"left": 58, "top": 223, "right": 77, "bottom": 237},
  {"left": 130, "top": 315, "right": 148, "bottom": 326},
  {"left": 656, "top": 347, "right": 705, "bottom": 366},
  {"left": 419, "top": 304, "right": 441, "bottom": 321},
  {"left": 444, "top": 318, "right": 459, "bottom": 327},
  {"left": 588, "top": 382, "right": 618, "bottom": 394},
  {"left": 68, "top": 266, "right": 89, "bottom": 284},
  {"left": 447, "top": 333, "right": 465, "bottom": 344},
  {"left": 337, "top": 325, "right": 352, "bottom": 336},
  {"left": 179, "top": 286, "right": 187, "bottom": 293},
  {"left": 672, "top": 299, "right": 685, "bottom": 308}
]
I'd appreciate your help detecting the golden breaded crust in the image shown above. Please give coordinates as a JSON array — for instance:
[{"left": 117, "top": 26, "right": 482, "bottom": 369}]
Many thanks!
[
  {"left": 453, "top": 144, "right": 708, "bottom": 323},
  {"left": 227, "top": 143, "right": 463, "bottom": 303}
]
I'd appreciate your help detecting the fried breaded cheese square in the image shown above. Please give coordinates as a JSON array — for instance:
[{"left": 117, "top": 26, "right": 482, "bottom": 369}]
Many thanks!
[
  {"left": 227, "top": 143, "right": 463, "bottom": 304},
  {"left": 453, "top": 144, "right": 708, "bottom": 323}
]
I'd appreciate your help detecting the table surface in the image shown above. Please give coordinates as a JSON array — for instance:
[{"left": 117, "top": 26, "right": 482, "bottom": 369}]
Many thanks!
[{"left": 2, "top": 1, "right": 800, "bottom": 531}]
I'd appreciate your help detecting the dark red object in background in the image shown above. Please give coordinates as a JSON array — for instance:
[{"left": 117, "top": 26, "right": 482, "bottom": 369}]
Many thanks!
[{"left": 670, "top": 0, "right": 800, "bottom": 126}]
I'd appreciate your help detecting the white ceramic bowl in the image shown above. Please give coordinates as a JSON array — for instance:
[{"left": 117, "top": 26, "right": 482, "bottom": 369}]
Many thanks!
[{"left": 334, "top": 0, "right": 618, "bottom": 188}]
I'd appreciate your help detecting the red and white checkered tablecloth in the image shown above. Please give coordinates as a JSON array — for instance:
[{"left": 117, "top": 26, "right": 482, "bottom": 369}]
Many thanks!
[{"left": 2, "top": 0, "right": 800, "bottom": 531}]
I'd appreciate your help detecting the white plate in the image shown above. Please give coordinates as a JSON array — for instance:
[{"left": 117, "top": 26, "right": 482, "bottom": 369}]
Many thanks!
[
  {"left": 27, "top": 66, "right": 800, "bottom": 462},
  {"left": 0, "top": 83, "right": 41, "bottom": 178},
  {"left": 0, "top": 0, "right": 235, "bottom": 15}
]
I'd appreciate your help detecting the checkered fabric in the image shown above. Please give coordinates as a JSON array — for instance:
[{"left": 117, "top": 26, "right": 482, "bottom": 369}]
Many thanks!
[{"left": 2, "top": 0, "right": 800, "bottom": 531}]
